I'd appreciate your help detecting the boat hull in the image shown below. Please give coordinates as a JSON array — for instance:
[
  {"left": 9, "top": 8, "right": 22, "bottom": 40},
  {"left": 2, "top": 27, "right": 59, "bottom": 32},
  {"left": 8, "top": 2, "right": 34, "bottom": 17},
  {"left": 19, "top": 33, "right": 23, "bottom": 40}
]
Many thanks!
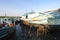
[
  {"left": 20, "top": 19, "right": 60, "bottom": 32},
  {"left": 0, "top": 26, "right": 16, "bottom": 40}
]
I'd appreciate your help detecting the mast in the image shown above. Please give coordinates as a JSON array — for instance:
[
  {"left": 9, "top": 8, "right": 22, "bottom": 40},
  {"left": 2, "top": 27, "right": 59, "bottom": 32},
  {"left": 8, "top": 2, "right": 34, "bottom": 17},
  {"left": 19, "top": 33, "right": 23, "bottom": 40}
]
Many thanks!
[
  {"left": 5, "top": 13, "right": 6, "bottom": 18},
  {"left": 26, "top": 10, "right": 28, "bottom": 19}
]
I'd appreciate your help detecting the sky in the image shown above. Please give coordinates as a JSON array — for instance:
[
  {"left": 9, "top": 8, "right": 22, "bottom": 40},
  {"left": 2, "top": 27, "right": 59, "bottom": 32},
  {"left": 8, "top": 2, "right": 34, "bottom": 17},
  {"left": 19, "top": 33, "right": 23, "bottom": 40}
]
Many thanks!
[{"left": 0, "top": 0, "right": 60, "bottom": 16}]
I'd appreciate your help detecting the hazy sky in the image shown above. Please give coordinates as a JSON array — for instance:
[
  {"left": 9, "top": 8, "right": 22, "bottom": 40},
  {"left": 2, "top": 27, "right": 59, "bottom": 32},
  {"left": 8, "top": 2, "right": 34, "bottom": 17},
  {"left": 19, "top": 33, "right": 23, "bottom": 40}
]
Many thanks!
[{"left": 0, "top": 0, "right": 60, "bottom": 16}]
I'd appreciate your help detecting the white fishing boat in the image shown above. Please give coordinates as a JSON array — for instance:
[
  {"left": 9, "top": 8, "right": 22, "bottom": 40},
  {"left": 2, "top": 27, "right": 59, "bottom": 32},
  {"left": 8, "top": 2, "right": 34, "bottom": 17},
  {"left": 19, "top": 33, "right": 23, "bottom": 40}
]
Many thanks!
[{"left": 20, "top": 9, "right": 60, "bottom": 32}]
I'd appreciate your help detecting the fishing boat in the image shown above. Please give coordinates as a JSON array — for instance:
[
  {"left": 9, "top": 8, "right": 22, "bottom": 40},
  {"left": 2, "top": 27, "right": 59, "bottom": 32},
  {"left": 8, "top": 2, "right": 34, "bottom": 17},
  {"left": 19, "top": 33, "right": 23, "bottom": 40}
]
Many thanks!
[
  {"left": 20, "top": 9, "right": 60, "bottom": 36},
  {"left": 0, "top": 18, "right": 15, "bottom": 39}
]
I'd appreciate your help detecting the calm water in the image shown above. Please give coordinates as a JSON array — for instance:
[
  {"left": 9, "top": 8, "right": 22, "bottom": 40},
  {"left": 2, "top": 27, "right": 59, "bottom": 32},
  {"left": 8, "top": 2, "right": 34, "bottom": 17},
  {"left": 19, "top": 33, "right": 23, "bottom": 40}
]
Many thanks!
[{"left": 9, "top": 24, "right": 60, "bottom": 40}]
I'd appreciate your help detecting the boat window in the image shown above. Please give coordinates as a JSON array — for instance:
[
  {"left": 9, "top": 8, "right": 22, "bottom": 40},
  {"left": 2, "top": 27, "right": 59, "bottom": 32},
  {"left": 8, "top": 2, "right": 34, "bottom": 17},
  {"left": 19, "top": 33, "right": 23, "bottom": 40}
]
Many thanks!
[{"left": 49, "top": 11, "right": 60, "bottom": 16}]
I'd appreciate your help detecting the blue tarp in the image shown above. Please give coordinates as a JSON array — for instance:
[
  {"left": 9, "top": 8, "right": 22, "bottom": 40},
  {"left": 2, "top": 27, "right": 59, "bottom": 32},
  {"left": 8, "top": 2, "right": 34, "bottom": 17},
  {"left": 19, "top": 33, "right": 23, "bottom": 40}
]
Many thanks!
[{"left": 55, "top": 16, "right": 60, "bottom": 19}]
